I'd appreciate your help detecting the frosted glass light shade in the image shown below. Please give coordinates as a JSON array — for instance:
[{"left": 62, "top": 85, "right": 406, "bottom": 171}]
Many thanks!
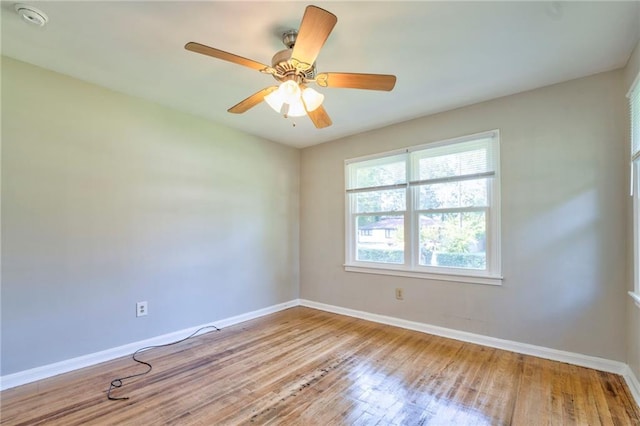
[{"left": 279, "top": 80, "right": 300, "bottom": 104}]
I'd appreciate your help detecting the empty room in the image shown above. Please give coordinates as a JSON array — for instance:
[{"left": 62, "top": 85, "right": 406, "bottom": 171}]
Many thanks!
[{"left": 2, "top": 1, "right": 640, "bottom": 424}]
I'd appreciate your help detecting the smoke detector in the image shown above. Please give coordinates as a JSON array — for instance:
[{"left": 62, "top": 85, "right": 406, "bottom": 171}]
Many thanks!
[{"left": 14, "top": 4, "right": 48, "bottom": 27}]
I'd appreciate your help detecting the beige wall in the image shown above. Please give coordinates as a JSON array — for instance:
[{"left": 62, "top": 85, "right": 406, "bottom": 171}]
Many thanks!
[
  {"left": 624, "top": 38, "right": 640, "bottom": 383},
  {"left": 300, "top": 69, "right": 628, "bottom": 361},
  {"left": 1, "top": 57, "right": 300, "bottom": 375}
]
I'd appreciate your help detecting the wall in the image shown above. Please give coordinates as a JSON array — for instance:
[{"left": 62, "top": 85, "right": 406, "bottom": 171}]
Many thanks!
[
  {"left": 625, "top": 38, "right": 640, "bottom": 383},
  {"left": 2, "top": 48, "right": 635, "bottom": 379},
  {"left": 300, "top": 69, "right": 628, "bottom": 361},
  {"left": 1, "top": 57, "right": 300, "bottom": 375}
]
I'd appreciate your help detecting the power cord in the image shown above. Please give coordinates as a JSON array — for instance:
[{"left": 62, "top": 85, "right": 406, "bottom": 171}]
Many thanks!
[{"left": 107, "top": 325, "right": 220, "bottom": 401}]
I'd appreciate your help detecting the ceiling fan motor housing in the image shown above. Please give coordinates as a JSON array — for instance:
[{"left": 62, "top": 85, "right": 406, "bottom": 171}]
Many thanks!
[
  {"left": 271, "top": 49, "right": 316, "bottom": 81},
  {"left": 271, "top": 30, "right": 316, "bottom": 82}
]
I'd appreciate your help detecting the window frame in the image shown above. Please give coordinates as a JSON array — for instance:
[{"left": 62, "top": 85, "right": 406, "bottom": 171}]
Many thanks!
[
  {"left": 344, "top": 130, "right": 502, "bottom": 286},
  {"left": 633, "top": 158, "right": 640, "bottom": 307},
  {"left": 628, "top": 71, "right": 640, "bottom": 308}
]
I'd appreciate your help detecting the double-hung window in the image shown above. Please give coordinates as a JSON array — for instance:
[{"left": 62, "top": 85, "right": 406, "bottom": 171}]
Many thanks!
[
  {"left": 345, "top": 130, "right": 501, "bottom": 285},
  {"left": 629, "top": 72, "right": 640, "bottom": 308}
]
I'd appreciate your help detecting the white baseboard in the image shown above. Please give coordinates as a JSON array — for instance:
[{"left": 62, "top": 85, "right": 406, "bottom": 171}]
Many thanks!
[
  {"left": 299, "top": 299, "right": 640, "bottom": 408},
  {"left": 0, "top": 299, "right": 299, "bottom": 391},
  {"left": 623, "top": 364, "right": 640, "bottom": 408}
]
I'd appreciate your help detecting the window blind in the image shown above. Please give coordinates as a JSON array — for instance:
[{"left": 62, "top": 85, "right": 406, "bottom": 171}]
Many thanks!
[
  {"left": 346, "top": 153, "right": 407, "bottom": 192},
  {"left": 629, "top": 73, "right": 640, "bottom": 196},
  {"left": 631, "top": 75, "right": 640, "bottom": 160},
  {"left": 409, "top": 137, "right": 495, "bottom": 185}
]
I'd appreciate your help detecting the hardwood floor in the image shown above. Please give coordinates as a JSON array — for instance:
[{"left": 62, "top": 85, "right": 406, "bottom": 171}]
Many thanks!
[{"left": 1, "top": 307, "right": 639, "bottom": 425}]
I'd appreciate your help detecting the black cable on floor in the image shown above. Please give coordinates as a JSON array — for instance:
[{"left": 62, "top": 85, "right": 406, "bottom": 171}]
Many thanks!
[{"left": 107, "top": 325, "right": 220, "bottom": 401}]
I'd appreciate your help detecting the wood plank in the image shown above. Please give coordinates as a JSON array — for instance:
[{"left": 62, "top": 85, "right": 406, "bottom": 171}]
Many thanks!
[{"left": 1, "top": 307, "right": 639, "bottom": 425}]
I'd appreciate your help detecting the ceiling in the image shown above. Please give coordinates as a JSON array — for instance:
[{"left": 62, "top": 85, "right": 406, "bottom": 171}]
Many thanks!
[{"left": 2, "top": 1, "right": 639, "bottom": 148}]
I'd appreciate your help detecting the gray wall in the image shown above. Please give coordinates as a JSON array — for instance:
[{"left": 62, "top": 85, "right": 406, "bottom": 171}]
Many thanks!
[
  {"left": 1, "top": 57, "right": 300, "bottom": 375},
  {"left": 3, "top": 47, "right": 638, "bottom": 378},
  {"left": 625, "top": 39, "right": 640, "bottom": 382},
  {"left": 300, "top": 69, "right": 628, "bottom": 361}
]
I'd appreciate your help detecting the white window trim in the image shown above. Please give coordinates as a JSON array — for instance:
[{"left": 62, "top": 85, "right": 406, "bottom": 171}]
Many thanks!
[
  {"left": 344, "top": 130, "right": 502, "bottom": 286},
  {"left": 628, "top": 70, "right": 640, "bottom": 309},
  {"left": 344, "top": 264, "right": 503, "bottom": 286}
]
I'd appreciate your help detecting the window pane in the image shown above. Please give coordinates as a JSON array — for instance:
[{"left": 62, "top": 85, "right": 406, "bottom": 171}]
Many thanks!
[
  {"left": 356, "top": 215, "right": 404, "bottom": 264},
  {"left": 419, "top": 212, "right": 486, "bottom": 270},
  {"left": 417, "top": 179, "right": 488, "bottom": 210},
  {"left": 355, "top": 189, "right": 406, "bottom": 213},
  {"left": 417, "top": 146, "right": 488, "bottom": 181}
]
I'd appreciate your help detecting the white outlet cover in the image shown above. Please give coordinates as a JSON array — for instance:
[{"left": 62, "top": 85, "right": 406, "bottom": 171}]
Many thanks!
[{"left": 136, "top": 301, "right": 148, "bottom": 317}]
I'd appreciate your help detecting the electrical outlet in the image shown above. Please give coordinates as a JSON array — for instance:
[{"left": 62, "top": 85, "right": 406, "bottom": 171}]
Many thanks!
[
  {"left": 395, "top": 288, "right": 404, "bottom": 300},
  {"left": 136, "top": 301, "right": 148, "bottom": 317}
]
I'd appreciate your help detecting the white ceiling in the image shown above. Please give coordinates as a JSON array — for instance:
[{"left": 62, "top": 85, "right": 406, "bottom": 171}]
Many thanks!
[{"left": 2, "top": 1, "right": 639, "bottom": 148}]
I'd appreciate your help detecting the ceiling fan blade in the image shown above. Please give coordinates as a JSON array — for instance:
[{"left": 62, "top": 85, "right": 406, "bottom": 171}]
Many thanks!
[
  {"left": 306, "top": 104, "right": 332, "bottom": 129},
  {"left": 228, "top": 86, "right": 278, "bottom": 114},
  {"left": 185, "top": 42, "right": 271, "bottom": 72},
  {"left": 290, "top": 6, "right": 337, "bottom": 71},
  {"left": 315, "top": 72, "right": 397, "bottom": 91}
]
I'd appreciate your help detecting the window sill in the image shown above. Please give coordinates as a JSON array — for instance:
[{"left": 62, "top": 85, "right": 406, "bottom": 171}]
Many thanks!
[
  {"left": 344, "top": 264, "right": 503, "bottom": 286},
  {"left": 630, "top": 292, "right": 640, "bottom": 309}
]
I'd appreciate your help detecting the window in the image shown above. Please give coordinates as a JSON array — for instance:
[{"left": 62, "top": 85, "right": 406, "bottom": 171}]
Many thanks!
[
  {"left": 345, "top": 131, "right": 501, "bottom": 285},
  {"left": 629, "top": 72, "right": 640, "bottom": 308}
]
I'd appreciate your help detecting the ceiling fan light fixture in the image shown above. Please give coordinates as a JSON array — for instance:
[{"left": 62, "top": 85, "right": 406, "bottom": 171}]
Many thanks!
[
  {"left": 265, "top": 81, "right": 324, "bottom": 118},
  {"left": 265, "top": 80, "right": 307, "bottom": 117},
  {"left": 265, "top": 93, "right": 305, "bottom": 118}
]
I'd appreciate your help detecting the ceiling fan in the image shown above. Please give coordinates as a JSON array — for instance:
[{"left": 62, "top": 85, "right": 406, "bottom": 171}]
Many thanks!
[{"left": 185, "top": 5, "right": 396, "bottom": 129}]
